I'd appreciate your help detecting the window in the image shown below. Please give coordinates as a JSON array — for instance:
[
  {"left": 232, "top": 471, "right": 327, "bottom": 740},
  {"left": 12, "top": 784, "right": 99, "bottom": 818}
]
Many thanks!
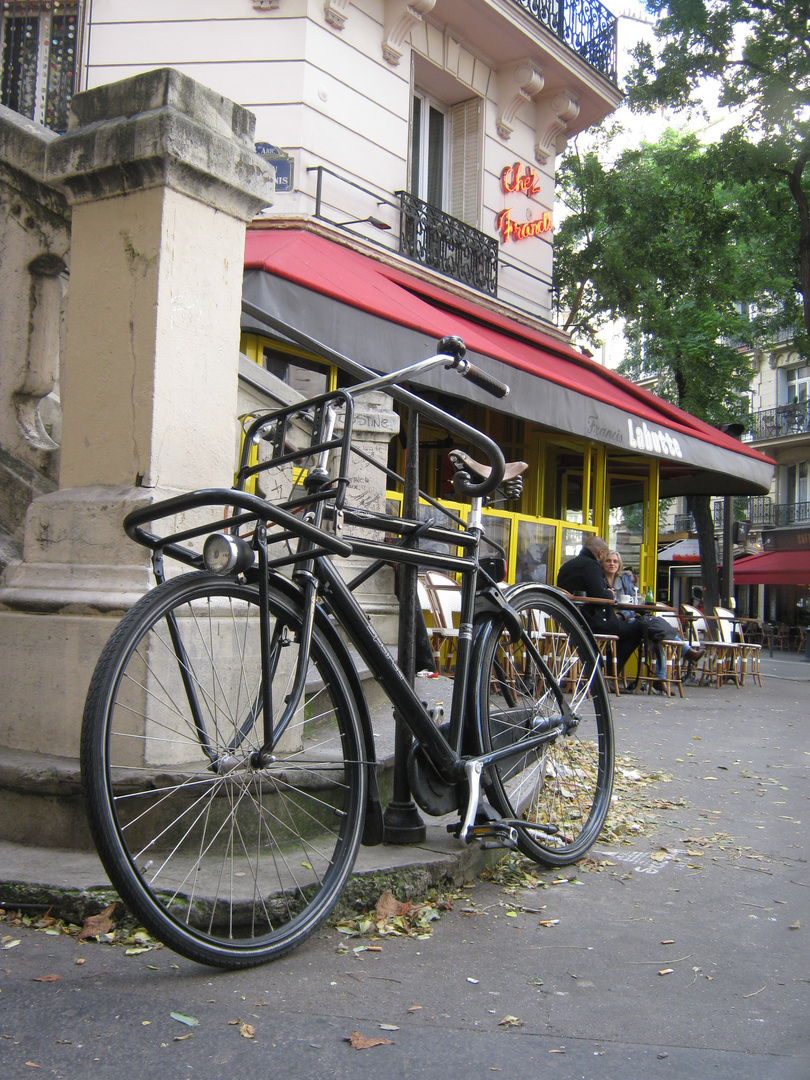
[
  {"left": 411, "top": 91, "right": 447, "bottom": 210},
  {"left": 0, "top": 2, "right": 78, "bottom": 132},
  {"left": 410, "top": 91, "right": 481, "bottom": 225},
  {"left": 786, "top": 461, "right": 809, "bottom": 507},
  {"left": 786, "top": 365, "right": 810, "bottom": 404}
]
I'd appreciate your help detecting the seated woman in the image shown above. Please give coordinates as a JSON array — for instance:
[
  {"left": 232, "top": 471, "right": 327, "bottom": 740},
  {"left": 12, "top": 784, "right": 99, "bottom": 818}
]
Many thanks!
[{"left": 557, "top": 536, "right": 644, "bottom": 676}]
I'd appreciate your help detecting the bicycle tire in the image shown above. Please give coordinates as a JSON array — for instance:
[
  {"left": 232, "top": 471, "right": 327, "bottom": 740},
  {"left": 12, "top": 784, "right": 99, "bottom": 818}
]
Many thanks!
[
  {"left": 472, "top": 585, "right": 614, "bottom": 866},
  {"left": 81, "top": 572, "right": 366, "bottom": 968}
]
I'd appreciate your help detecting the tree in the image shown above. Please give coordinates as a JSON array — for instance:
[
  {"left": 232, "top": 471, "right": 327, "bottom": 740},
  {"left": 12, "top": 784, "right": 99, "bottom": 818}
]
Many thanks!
[
  {"left": 626, "top": 0, "right": 810, "bottom": 348},
  {"left": 554, "top": 127, "right": 781, "bottom": 619}
]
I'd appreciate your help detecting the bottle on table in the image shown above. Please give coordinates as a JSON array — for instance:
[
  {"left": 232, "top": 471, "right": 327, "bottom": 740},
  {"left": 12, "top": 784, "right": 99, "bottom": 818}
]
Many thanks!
[{"left": 644, "top": 586, "right": 654, "bottom": 605}]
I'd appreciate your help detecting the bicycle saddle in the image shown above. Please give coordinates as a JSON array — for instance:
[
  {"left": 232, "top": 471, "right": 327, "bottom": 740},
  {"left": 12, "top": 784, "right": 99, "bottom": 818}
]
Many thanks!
[{"left": 449, "top": 449, "right": 528, "bottom": 482}]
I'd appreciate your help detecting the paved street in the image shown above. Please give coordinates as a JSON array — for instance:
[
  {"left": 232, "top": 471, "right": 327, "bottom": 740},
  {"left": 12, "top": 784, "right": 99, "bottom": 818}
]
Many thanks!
[{"left": 2, "top": 654, "right": 808, "bottom": 1079}]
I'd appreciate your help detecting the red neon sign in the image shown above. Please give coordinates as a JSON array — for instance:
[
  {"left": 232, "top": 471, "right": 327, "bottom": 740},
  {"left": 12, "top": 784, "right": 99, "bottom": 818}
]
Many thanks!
[
  {"left": 501, "top": 162, "right": 541, "bottom": 196},
  {"left": 498, "top": 162, "right": 551, "bottom": 242},
  {"left": 496, "top": 207, "right": 553, "bottom": 243}
]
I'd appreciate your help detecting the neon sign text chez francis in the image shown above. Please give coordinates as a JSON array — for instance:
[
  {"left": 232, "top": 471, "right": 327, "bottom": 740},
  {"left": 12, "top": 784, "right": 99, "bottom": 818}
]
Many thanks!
[{"left": 497, "top": 162, "right": 552, "bottom": 242}]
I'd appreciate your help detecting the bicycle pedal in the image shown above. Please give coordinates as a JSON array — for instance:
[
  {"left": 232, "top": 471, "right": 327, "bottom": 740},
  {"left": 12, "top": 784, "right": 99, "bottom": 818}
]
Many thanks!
[{"left": 449, "top": 821, "right": 519, "bottom": 849}]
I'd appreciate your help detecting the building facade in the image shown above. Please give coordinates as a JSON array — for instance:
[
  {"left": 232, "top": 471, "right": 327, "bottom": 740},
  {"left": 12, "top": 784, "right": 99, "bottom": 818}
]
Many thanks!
[{"left": 1, "top": 0, "right": 773, "bottom": 595}]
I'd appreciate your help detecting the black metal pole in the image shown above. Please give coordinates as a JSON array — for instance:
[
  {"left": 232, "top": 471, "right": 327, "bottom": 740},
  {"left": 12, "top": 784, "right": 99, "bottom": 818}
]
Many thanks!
[
  {"left": 722, "top": 496, "right": 734, "bottom": 608},
  {"left": 383, "top": 405, "right": 427, "bottom": 843}
]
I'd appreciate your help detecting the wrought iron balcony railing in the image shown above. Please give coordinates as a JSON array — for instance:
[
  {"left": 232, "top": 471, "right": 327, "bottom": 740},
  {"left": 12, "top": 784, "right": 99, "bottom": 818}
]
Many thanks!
[
  {"left": 512, "top": 0, "right": 618, "bottom": 83},
  {"left": 713, "top": 496, "right": 810, "bottom": 529},
  {"left": 397, "top": 192, "right": 499, "bottom": 297},
  {"left": 748, "top": 401, "right": 810, "bottom": 441},
  {"left": 0, "top": 1, "right": 79, "bottom": 133}
]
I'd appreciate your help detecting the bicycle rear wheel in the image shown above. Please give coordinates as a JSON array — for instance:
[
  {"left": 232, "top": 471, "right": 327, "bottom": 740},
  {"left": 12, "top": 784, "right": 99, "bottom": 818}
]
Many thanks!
[
  {"left": 472, "top": 586, "right": 613, "bottom": 866},
  {"left": 81, "top": 572, "right": 366, "bottom": 968}
]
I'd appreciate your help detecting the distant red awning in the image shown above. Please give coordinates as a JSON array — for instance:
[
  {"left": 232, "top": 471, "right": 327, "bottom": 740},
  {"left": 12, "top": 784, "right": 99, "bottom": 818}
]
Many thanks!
[
  {"left": 243, "top": 228, "right": 774, "bottom": 498},
  {"left": 734, "top": 549, "right": 810, "bottom": 586}
]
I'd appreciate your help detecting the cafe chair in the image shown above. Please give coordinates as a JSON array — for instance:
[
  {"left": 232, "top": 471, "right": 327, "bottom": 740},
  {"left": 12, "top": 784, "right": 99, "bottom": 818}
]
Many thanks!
[
  {"left": 419, "top": 570, "right": 461, "bottom": 672},
  {"left": 681, "top": 604, "right": 740, "bottom": 689},
  {"left": 714, "top": 606, "right": 762, "bottom": 687}
]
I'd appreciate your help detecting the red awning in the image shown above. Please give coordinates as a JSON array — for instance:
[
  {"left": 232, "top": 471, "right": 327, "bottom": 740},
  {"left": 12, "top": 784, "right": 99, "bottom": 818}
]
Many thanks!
[
  {"left": 734, "top": 549, "right": 810, "bottom": 586},
  {"left": 243, "top": 228, "right": 774, "bottom": 497}
]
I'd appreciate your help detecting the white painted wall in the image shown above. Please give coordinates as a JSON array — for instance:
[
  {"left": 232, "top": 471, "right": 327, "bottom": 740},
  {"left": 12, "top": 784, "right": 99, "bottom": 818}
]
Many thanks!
[{"left": 81, "top": 0, "right": 620, "bottom": 324}]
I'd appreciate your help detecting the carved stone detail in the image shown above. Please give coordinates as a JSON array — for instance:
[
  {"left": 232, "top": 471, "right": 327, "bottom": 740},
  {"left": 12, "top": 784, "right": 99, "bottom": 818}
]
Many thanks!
[
  {"left": 534, "top": 89, "right": 580, "bottom": 164},
  {"left": 324, "top": 0, "right": 349, "bottom": 29},
  {"left": 382, "top": 0, "right": 436, "bottom": 66},
  {"left": 496, "top": 61, "right": 544, "bottom": 141}
]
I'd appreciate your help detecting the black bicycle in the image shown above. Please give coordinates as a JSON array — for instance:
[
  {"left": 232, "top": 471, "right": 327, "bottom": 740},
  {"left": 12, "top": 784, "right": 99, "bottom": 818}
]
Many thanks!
[{"left": 80, "top": 337, "right": 614, "bottom": 968}]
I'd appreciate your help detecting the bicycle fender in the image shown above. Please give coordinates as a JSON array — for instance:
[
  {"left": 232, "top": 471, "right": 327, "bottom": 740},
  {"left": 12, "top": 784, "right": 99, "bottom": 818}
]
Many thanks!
[
  {"left": 471, "top": 581, "right": 602, "bottom": 659},
  {"left": 266, "top": 572, "right": 384, "bottom": 846}
]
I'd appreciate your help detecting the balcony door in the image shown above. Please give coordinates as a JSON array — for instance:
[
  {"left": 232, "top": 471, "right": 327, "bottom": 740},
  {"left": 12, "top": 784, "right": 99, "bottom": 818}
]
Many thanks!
[{"left": 411, "top": 91, "right": 447, "bottom": 211}]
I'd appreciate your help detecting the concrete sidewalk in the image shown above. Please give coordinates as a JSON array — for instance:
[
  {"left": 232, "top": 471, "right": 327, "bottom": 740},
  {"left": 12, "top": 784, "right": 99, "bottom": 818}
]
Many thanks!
[{"left": 1, "top": 652, "right": 807, "bottom": 923}]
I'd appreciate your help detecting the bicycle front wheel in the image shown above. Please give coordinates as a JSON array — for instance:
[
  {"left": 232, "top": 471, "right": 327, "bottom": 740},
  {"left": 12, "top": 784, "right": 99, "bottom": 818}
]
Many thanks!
[
  {"left": 472, "top": 586, "right": 613, "bottom": 866},
  {"left": 81, "top": 572, "right": 366, "bottom": 968}
]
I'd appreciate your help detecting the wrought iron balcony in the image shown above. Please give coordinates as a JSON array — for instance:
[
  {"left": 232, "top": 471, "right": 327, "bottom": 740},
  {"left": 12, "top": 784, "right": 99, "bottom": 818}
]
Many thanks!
[
  {"left": 511, "top": 0, "right": 618, "bottom": 83},
  {"left": 748, "top": 401, "right": 810, "bottom": 441},
  {"left": 0, "top": 1, "right": 79, "bottom": 133},
  {"left": 397, "top": 191, "right": 499, "bottom": 297},
  {"left": 713, "top": 496, "right": 810, "bottom": 529}
]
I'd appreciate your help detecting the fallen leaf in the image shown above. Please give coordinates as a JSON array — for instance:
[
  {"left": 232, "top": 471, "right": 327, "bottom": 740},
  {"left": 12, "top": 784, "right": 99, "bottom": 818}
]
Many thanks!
[
  {"left": 25, "top": 1063, "right": 41, "bottom": 1068},
  {"left": 498, "top": 1015, "right": 524, "bottom": 1027},
  {"left": 345, "top": 1030, "right": 394, "bottom": 1049},
  {"left": 406, "top": 1006, "right": 422, "bottom": 1013},
  {"left": 32, "top": 974, "right": 61, "bottom": 983},
  {"left": 75, "top": 958, "right": 86, "bottom": 966},
  {"left": 170, "top": 1012, "right": 199, "bottom": 1027},
  {"left": 549, "top": 1047, "right": 566, "bottom": 1054},
  {"left": 789, "top": 920, "right": 800, "bottom": 930},
  {"left": 173, "top": 1033, "right": 193, "bottom": 1042},
  {"left": 661, "top": 939, "right": 675, "bottom": 945},
  {"left": 239, "top": 1023, "right": 255, "bottom": 1039},
  {"left": 658, "top": 968, "right": 674, "bottom": 976},
  {"left": 78, "top": 903, "right": 116, "bottom": 941},
  {"left": 375, "top": 891, "right": 412, "bottom": 921},
  {"left": 379, "top": 1024, "right": 399, "bottom": 1031},
  {"left": 3, "top": 939, "right": 21, "bottom": 950}
]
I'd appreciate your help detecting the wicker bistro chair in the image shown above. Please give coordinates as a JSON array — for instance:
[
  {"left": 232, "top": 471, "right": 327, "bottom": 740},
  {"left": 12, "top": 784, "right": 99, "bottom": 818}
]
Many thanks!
[
  {"left": 419, "top": 570, "right": 462, "bottom": 672},
  {"left": 635, "top": 611, "right": 685, "bottom": 698},
  {"left": 714, "top": 607, "right": 762, "bottom": 688},
  {"left": 681, "top": 604, "right": 741, "bottom": 688}
]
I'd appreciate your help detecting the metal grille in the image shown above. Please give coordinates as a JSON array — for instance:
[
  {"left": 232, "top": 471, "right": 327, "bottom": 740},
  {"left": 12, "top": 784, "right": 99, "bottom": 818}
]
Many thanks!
[
  {"left": 749, "top": 401, "right": 810, "bottom": 441},
  {"left": 397, "top": 190, "right": 499, "bottom": 297},
  {"left": 511, "top": 0, "right": 617, "bottom": 83},
  {"left": 1, "top": 1, "right": 79, "bottom": 132},
  {"left": 713, "top": 496, "right": 810, "bottom": 529}
]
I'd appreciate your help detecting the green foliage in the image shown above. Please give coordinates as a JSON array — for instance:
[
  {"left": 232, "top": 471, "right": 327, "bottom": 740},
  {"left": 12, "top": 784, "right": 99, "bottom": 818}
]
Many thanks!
[
  {"left": 625, "top": 0, "right": 810, "bottom": 341},
  {"left": 555, "top": 128, "right": 765, "bottom": 424}
]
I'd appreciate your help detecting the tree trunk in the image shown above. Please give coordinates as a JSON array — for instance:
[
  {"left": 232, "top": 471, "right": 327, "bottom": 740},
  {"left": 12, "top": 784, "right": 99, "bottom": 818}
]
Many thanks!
[
  {"left": 785, "top": 154, "right": 810, "bottom": 339},
  {"left": 689, "top": 494, "right": 720, "bottom": 639}
]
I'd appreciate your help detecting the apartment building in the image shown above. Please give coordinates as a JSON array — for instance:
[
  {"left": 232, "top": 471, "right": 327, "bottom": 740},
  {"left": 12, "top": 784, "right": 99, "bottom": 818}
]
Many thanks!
[{"left": 1, "top": 0, "right": 773, "bottom": 591}]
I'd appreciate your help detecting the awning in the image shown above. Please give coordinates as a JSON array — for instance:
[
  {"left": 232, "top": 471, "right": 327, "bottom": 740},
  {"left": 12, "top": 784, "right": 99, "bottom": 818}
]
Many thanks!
[
  {"left": 733, "top": 550, "right": 810, "bottom": 586},
  {"left": 243, "top": 228, "right": 774, "bottom": 498}
]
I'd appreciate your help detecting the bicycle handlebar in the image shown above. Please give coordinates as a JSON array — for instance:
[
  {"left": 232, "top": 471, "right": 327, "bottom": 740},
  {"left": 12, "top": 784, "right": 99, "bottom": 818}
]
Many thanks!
[{"left": 241, "top": 300, "right": 507, "bottom": 499}]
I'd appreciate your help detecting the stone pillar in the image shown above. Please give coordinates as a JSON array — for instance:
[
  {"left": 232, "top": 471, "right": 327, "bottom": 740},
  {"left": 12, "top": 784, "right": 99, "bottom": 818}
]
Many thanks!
[
  {"left": 0, "top": 107, "right": 70, "bottom": 559},
  {"left": 0, "top": 69, "right": 274, "bottom": 842}
]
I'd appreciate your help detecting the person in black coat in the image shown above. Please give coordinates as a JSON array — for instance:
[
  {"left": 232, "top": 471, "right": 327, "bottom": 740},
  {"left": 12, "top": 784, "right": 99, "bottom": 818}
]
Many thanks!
[{"left": 557, "top": 535, "right": 644, "bottom": 675}]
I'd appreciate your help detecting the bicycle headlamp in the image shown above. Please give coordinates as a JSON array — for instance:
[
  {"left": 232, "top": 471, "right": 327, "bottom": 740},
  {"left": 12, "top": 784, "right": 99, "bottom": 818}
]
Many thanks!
[{"left": 202, "top": 533, "right": 254, "bottom": 576}]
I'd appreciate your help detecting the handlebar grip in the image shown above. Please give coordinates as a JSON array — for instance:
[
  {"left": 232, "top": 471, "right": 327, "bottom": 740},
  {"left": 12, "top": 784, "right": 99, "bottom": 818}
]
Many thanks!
[{"left": 461, "top": 362, "right": 510, "bottom": 399}]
